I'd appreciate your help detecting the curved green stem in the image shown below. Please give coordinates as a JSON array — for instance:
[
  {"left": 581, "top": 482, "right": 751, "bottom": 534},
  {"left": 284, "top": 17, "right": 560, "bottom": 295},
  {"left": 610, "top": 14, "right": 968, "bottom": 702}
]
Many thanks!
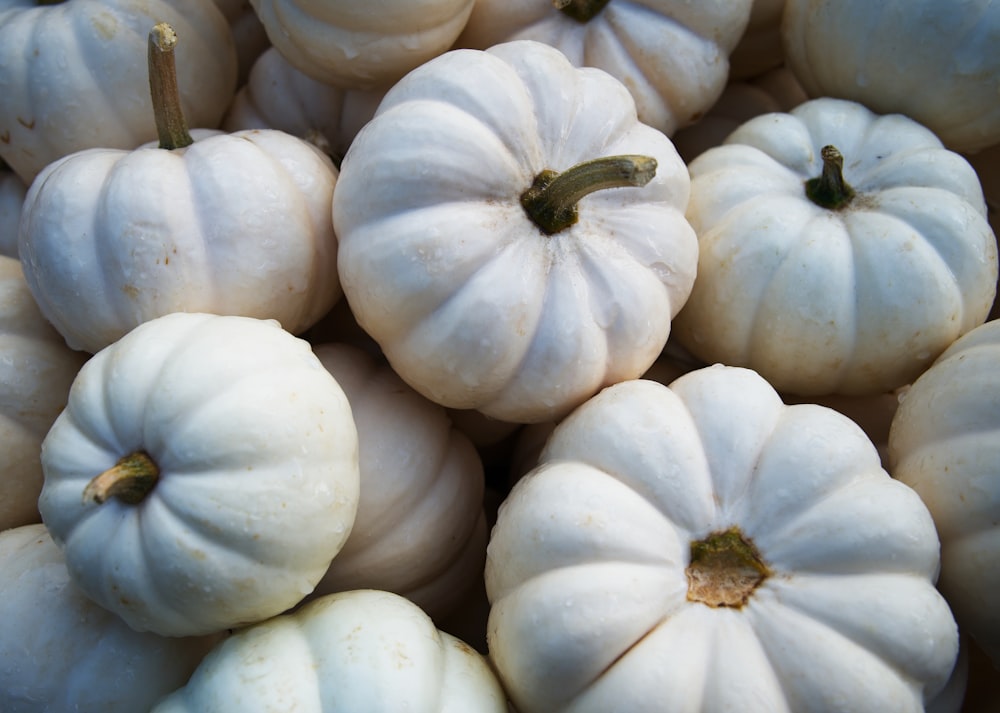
[
  {"left": 148, "top": 22, "right": 193, "bottom": 150},
  {"left": 805, "top": 145, "right": 855, "bottom": 210},
  {"left": 83, "top": 451, "right": 160, "bottom": 505},
  {"left": 521, "top": 154, "right": 657, "bottom": 235},
  {"left": 554, "top": 0, "right": 610, "bottom": 22}
]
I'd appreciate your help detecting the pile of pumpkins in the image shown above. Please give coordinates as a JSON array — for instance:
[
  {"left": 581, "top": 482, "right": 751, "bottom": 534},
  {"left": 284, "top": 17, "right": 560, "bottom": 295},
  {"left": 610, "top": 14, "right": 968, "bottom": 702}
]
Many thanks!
[{"left": 0, "top": 0, "right": 998, "bottom": 711}]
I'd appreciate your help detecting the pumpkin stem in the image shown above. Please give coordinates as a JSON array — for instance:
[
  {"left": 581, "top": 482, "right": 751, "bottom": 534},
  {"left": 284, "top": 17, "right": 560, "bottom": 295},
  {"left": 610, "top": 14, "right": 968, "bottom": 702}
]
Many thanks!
[
  {"left": 805, "top": 144, "right": 856, "bottom": 210},
  {"left": 522, "top": 154, "right": 657, "bottom": 235},
  {"left": 83, "top": 451, "right": 160, "bottom": 505},
  {"left": 685, "top": 526, "right": 769, "bottom": 608},
  {"left": 148, "top": 22, "right": 194, "bottom": 151},
  {"left": 553, "top": 0, "right": 611, "bottom": 22}
]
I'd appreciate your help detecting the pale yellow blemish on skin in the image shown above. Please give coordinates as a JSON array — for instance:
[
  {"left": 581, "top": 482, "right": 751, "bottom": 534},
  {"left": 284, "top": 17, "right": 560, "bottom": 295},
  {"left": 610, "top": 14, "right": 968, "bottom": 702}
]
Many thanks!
[{"left": 92, "top": 12, "right": 118, "bottom": 40}]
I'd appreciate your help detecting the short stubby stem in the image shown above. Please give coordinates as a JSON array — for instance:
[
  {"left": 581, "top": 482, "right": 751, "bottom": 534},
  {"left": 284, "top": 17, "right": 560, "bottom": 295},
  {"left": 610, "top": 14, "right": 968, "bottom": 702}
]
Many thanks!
[
  {"left": 686, "top": 526, "right": 770, "bottom": 608},
  {"left": 805, "top": 144, "right": 856, "bottom": 210},
  {"left": 554, "top": 0, "right": 611, "bottom": 22},
  {"left": 148, "top": 22, "right": 194, "bottom": 150},
  {"left": 521, "top": 154, "right": 657, "bottom": 235},
  {"left": 83, "top": 451, "right": 160, "bottom": 505}
]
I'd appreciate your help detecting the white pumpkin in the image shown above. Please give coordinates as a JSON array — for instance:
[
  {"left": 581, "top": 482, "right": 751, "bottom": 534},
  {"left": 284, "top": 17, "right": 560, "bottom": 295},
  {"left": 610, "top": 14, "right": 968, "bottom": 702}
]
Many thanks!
[
  {"left": 454, "top": 0, "right": 753, "bottom": 136},
  {"left": 0, "top": 524, "right": 218, "bottom": 713},
  {"left": 0, "top": 255, "right": 88, "bottom": 531},
  {"left": 334, "top": 40, "right": 698, "bottom": 423},
  {"left": 781, "top": 0, "right": 1000, "bottom": 153},
  {"left": 151, "top": 589, "right": 509, "bottom": 713},
  {"left": 18, "top": 24, "right": 341, "bottom": 355},
  {"left": 223, "top": 46, "right": 384, "bottom": 163},
  {"left": 486, "top": 366, "right": 959, "bottom": 712},
  {"left": 673, "top": 97, "right": 998, "bottom": 396},
  {"left": 888, "top": 319, "right": 1000, "bottom": 667},
  {"left": 0, "top": 0, "right": 237, "bottom": 184},
  {"left": 248, "top": 0, "right": 475, "bottom": 90},
  {"left": 37, "top": 312, "right": 361, "bottom": 637},
  {"left": 309, "top": 343, "right": 488, "bottom": 619},
  {"left": 18, "top": 124, "right": 342, "bottom": 354}
]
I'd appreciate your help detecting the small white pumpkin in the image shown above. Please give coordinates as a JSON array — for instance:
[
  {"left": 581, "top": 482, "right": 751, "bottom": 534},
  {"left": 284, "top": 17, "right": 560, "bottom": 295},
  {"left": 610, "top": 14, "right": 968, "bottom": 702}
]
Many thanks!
[
  {"left": 309, "top": 343, "right": 488, "bottom": 619},
  {"left": 334, "top": 40, "right": 698, "bottom": 423},
  {"left": 0, "top": 0, "right": 237, "bottom": 184},
  {"left": 674, "top": 97, "right": 998, "bottom": 396},
  {"left": 888, "top": 318, "right": 1000, "bottom": 667},
  {"left": 38, "top": 312, "right": 361, "bottom": 637},
  {"left": 781, "top": 0, "right": 1000, "bottom": 153},
  {"left": 248, "top": 0, "right": 475, "bottom": 90},
  {"left": 486, "top": 366, "right": 958, "bottom": 712},
  {"left": 151, "top": 589, "right": 509, "bottom": 713},
  {"left": 0, "top": 255, "right": 88, "bottom": 531},
  {"left": 454, "top": 0, "right": 753, "bottom": 136},
  {"left": 0, "top": 524, "right": 219, "bottom": 713},
  {"left": 18, "top": 24, "right": 342, "bottom": 355}
]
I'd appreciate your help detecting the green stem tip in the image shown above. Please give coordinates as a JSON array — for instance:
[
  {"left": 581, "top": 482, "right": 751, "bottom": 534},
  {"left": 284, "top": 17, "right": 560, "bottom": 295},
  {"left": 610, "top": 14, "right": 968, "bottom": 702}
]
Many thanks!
[{"left": 805, "top": 144, "right": 856, "bottom": 210}]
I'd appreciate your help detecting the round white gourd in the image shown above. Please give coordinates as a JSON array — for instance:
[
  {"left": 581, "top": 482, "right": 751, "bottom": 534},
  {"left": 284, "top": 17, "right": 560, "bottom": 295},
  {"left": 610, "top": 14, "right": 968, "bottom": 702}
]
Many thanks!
[
  {"left": 334, "top": 40, "right": 698, "bottom": 424},
  {"left": 18, "top": 124, "right": 341, "bottom": 354},
  {"left": 486, "top": 366, "right": 958, "bottom": 712},
  {"left": 674, "top": 97, "right": 997, "bottom": 396},
  {"left": 38, "top": 312, "right": 361, "bottom": 637}
]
